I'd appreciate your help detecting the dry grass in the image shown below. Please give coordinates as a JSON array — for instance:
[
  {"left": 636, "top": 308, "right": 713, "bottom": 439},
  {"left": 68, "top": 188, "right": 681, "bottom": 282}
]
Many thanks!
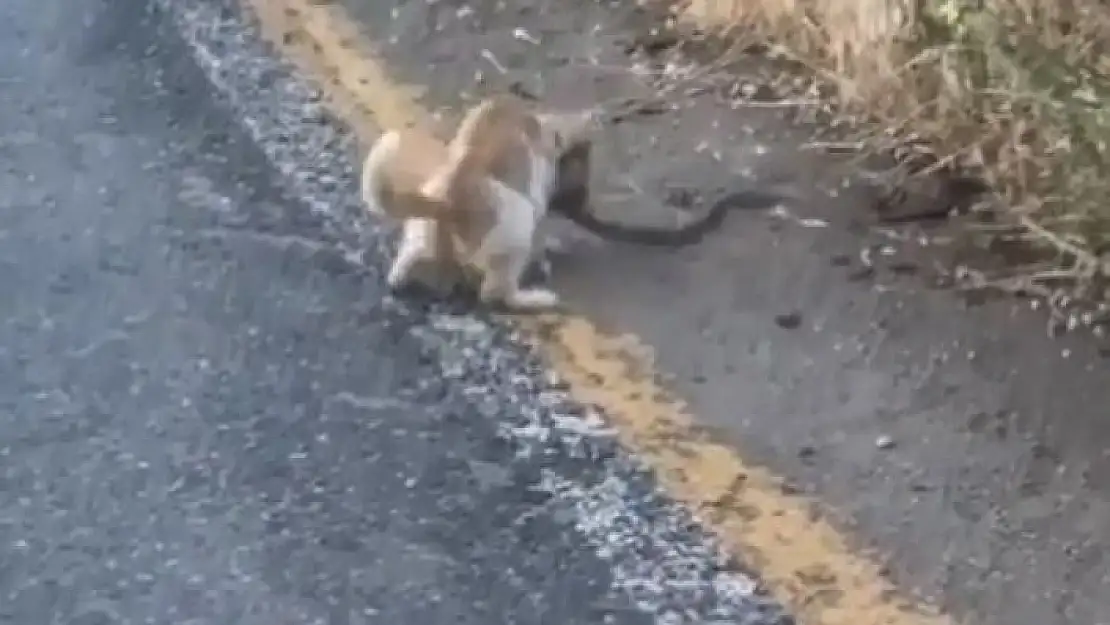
[{"left": 680, "top": 0, "right": 1110, "bottom": 301}]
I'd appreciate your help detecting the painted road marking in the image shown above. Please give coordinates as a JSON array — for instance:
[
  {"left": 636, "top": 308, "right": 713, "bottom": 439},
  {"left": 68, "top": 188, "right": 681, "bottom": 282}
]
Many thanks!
[{"left": 239, "top": 1, "right": 962, "bottom": 623}]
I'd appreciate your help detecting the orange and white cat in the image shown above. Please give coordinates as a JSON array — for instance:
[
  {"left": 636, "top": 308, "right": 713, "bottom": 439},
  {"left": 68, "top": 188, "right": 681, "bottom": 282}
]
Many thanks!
[{"left": 360, "top": 94, "right": 594, "bottom": 311}]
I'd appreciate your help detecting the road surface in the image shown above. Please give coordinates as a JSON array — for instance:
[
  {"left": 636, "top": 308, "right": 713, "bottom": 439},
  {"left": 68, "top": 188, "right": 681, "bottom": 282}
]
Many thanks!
[
  {"left": 252, "top": 1, "right": 1110, "bottom": 625},
  {"left": 6, "top": 0, "right": 1110, "bottom": 623},
  {"left": 0, "top": 0, "right": 791, "bottom": 623}
]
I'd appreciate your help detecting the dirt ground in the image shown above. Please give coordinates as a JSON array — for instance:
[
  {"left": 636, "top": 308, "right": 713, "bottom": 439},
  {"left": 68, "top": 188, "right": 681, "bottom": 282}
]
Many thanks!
[{"left": 325, "top": 1, "right": 1110, "bottom": 623}]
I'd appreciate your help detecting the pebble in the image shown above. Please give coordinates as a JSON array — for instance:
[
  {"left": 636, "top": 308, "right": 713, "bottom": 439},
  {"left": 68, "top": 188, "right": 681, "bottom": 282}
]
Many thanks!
[{"left": 774, "top": 311, "right": 803, "bottom": 330}]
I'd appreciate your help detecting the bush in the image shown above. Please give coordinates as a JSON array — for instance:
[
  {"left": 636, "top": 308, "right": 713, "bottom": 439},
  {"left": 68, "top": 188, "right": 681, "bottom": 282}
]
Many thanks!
[{"left": 683, "top": 0, "right": 1110, "bottom": 292}]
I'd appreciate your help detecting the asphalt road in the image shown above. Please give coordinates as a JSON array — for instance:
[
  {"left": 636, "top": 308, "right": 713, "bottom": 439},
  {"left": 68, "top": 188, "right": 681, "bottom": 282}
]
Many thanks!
[
  {"left": 329, "top": 0, "right": 1110, "bottom": 624},
  {"left": 0, "top": 0, "right": 791, "bottom": 623}
]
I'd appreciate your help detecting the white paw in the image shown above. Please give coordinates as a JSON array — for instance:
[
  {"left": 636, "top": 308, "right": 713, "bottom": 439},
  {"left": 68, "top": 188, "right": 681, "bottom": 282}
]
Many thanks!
[
  {"left": 534, "top": 256, "right": 553, "bottom": 281},
  {"left": 386, "top": 271, "right": 408, "bottom": 290},
  {"left": 542, "top": 234, "right": 567, "bottom": 254},
  {"left": 386, "top": 261, "right": 414, "bottom": 289},
  {"left": 508, "top": 288, "right": 560, "bottom": 311}
]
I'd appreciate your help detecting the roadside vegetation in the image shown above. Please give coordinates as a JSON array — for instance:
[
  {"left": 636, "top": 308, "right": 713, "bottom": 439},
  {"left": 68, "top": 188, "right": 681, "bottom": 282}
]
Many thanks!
[{"left": 676, "top": 0, "right": 1110, "bottom": 316}]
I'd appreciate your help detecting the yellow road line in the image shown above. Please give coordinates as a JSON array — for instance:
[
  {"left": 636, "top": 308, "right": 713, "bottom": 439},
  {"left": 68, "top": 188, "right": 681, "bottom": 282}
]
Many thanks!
[{"left": 241, "top": 1, "right": 960, "bottom": 623}]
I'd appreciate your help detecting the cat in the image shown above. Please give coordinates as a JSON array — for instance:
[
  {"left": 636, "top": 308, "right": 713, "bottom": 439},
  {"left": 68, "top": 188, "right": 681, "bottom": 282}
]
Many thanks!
[{"left": 361, "top": 93, "right": 594, "bottom": 311}]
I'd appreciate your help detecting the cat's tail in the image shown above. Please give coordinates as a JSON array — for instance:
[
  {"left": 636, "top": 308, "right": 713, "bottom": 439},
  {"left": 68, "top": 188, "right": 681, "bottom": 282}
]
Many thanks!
[
  {"left": 360, "top": 130, "right": 403, "bottom": 219},
  {"left": 361, "top": 130, "right": 464, "bottom": 222}
]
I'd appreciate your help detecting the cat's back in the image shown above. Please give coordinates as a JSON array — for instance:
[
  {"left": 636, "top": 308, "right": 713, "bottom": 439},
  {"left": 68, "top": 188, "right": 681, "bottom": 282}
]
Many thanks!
[{"left": 451, "top": 95, "right": 539, "bottom": 195}]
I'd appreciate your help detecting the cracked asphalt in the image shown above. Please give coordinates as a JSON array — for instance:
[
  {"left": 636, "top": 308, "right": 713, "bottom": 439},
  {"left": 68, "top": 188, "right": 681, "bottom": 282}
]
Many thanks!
[{"left": 0, "top": 0, "right": 790, "bottom": 623}]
